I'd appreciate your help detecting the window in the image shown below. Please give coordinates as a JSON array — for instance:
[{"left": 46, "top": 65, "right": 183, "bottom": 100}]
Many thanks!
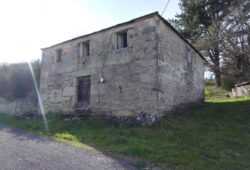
[
  {"left": 76, "top": 76, "right": 91, "bottom": 108},
  {"left": 79, "top": 42, "right": 90, "bottom": 57},
  {"left": 56, "top": 49, "right": 62, "bottom": 63},
  {"left": 185, "top": 46, "right": 192, "bottom": 72},
  {"left": 117, "top": 31, "right": 128, "bottom": 49},
  {"left": 185, "top": 47, "right": 192, "bottom": 64}
]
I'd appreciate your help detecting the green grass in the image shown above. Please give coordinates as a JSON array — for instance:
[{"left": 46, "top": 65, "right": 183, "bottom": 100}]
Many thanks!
[
  {"left": 205, "top": 85, "right": 230, "bottom": 101},
  {"left": 0, "top": 87, "right": 250, "bottom": 169}
]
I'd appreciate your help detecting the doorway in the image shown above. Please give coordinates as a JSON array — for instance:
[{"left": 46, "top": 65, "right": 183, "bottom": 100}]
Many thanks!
[{"left": 76, "top": 76, "right": 91, "bottom": 108}]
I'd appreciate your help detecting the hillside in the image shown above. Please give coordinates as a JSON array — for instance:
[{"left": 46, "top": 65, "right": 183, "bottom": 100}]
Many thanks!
[{"left": 0, "top": 86, "right": 249, "bottom": 169}]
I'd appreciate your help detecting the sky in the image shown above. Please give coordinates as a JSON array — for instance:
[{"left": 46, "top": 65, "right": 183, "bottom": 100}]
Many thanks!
[{"left": 0, "top": 0, "right": 181, "bottom": 63}]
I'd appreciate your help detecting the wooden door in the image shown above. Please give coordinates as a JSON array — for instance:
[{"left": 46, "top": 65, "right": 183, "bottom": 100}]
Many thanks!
[{"left": 77, "top": 76, "right": 91, "bottom": 107}]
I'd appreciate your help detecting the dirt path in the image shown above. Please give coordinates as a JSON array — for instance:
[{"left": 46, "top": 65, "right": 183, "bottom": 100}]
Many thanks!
[{"left": 0, "top": 123, "right": 135, "bottom": 170}]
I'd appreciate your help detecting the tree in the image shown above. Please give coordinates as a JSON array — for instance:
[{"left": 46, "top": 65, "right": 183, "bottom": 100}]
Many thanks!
[
  {"left": 172, "top": 0, "right": 235, "bottom": 87},
  {"left": 0, "top": 64, "right": 10, "bottom": 97},
  {"left": 0, "top": 60, "right": 41, "bottom": 100},
  {"left": 220, "top": 0, "right": 250, "bottom": 83},
  {"left": 9, "top": 63, "right": 33, "bottom": 98},
  {"left": 31, "top": 59, "right": 41, "bottom": 87}
]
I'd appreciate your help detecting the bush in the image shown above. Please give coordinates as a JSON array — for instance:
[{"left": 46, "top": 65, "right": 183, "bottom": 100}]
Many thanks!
[
  {"left": 221, "top": 75, "right": 236, "bottom": 91},
  {"left": 205, "top": 78, "right": 215, "bottom": 86},
  {"left": 0, "top": 60, "right": 40, "bottom": 100}
]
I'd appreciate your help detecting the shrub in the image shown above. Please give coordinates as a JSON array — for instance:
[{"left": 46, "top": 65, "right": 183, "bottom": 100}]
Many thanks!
[
  {"left": 205, "top": 78, "right": 215, "bottom": 86},
  {"left": 0, "top": 60, "right": 40, "bottom": 101},
  {"left": 221, "top": 75, "right": 236, "bottom": 91}
]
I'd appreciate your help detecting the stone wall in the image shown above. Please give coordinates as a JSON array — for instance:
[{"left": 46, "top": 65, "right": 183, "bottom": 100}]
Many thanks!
[
  {"left": 232, "top": 84, "right": 250, "bottom": 97},
  {"left": 40, "top": 13, "right": 205, "bottom": 118},
  {"left": 156, "top": 18, "right": 205, "bottom": 115},
  {"left": 40, "top": 16, "right": 158, "bottom": 116},
  {"left": 0, "top": 97, "right": 38, "bottom": 115}
]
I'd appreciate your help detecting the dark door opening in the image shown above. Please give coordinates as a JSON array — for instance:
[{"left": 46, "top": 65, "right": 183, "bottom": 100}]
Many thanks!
[{"left": 77, "top": 76, "right": 91, "bottom": 108}]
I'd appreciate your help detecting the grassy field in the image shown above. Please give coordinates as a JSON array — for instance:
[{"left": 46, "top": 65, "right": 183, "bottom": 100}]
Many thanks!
[
  {"left": 205, "top": 86, "right": 230, "bottom": 100},
  {"left": 0, "top": 86, "right": 249, "bottom": 169}
]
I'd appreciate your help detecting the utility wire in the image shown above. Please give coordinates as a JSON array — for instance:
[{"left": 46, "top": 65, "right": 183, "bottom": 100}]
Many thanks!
[
  {"left": 101, "top": 29, "right": 115, "bottom": 77},
  {"left": 161, "top": 0, "right": 170, "bottom": 16},
  {"left": 100, "top": 0, "right": 171, "bottom": 81}
]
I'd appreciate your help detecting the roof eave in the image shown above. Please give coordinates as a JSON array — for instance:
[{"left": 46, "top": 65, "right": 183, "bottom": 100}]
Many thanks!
[
  {"left": 41, "top": 12, "right": 159, "bottom": 50},
  {"left": 41, "top": 12, "right": 205, "bottom": 61},
  {"left": 155, "top": 13, "right": 205, "bottom": 60}
]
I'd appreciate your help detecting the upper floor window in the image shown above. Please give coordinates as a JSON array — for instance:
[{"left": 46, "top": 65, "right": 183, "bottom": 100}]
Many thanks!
[
  {"left": 117, "top": 31, "right": 128, "bottom": 49},
  {"left": 185, "top": 47, "right": 192, "bottom": 64},
  {"left": 56, "top": 49, "right": 62, "bottom": 63},
  {"left": 185, "top": 46, "right": 193, "bottom": 72},
  {"left": 79, "top": 41, "right": 90, "bottom": 57}
]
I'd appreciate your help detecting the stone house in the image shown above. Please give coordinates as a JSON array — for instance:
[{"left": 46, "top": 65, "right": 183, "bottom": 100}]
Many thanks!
[{"left": 40, "top": 12, "right": 205, "bottom": 118}]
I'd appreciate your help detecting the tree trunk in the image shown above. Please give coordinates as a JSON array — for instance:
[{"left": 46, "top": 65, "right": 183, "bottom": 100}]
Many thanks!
[
  {"left": 237, "top": 54, "right": 250, "bottom": 82},
  {"left": 215, "top": 70, "right": 222, "bottom": 88},
  {"left": 213, "top": 45, "right": 222, "bottom": 88}
]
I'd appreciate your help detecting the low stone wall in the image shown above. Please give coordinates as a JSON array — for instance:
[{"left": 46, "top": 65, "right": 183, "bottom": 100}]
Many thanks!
[
  {"left": 231, "top": 83, "right": 250, "bottom": 97},
  {"left": 0, "top": 97, "right": 38, "bottom": 115}
]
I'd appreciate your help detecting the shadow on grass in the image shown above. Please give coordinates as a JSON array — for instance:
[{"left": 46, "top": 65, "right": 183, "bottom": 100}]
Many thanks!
[
  {"left": 0, "top": 98, "right": 249, "bottom": 169},
  {"left": 0, "top": 122, "right": 55, "bottom": 143}
]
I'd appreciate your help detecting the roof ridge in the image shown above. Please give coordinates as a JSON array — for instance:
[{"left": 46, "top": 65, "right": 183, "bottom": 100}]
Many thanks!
[
  {"left": 41, "top": 11, "right": 204, "bottom": 60},
  {"left": 41, "top": 12, "right": 159, "bottom": 50}
]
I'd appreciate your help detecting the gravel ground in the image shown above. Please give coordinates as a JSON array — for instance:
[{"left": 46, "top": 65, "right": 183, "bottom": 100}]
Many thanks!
[{"left": 0, "top": 123, "right": 135, "bottom": 170}]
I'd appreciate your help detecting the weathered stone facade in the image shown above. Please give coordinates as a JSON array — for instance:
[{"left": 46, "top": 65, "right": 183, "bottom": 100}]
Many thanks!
[
  {"left": 0, "top": 97, "right": 38, "bottom": 115},
  {"left": 231, "top": 82, "right": 250, "bottom": 97},
  {"left": 40, "top": 12, "right": 205, "bottom": 118}
]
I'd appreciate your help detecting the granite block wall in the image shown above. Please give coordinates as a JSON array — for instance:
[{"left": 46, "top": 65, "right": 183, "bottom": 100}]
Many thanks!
[{"left": 40, "top": 14, "right": 205, "bottom": 118}]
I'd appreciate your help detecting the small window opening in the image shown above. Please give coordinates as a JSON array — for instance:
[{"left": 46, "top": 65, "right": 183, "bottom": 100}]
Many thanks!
[
  {"left": 185, "top": 47, "right": 192, "bottom": 64},
  {"left": 117, "top": 31, "right": 128, "bottom": 49},
  {"left": 56, "top": 49, "right": 62, "bottom": 63},
  {"left": 185, "top": 46, "right": 192, "bottom": 73},
  {"left": 79, "top": 42, "right": 90, "bottom": 57}
]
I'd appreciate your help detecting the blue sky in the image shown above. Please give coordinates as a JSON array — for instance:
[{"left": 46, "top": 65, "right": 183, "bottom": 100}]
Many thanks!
[
  {"left": 77, "top": 0, "right": 180, "bottom": 24},
  {"left": 0, "top": 0, "right": 180, "bottom": 63}
]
